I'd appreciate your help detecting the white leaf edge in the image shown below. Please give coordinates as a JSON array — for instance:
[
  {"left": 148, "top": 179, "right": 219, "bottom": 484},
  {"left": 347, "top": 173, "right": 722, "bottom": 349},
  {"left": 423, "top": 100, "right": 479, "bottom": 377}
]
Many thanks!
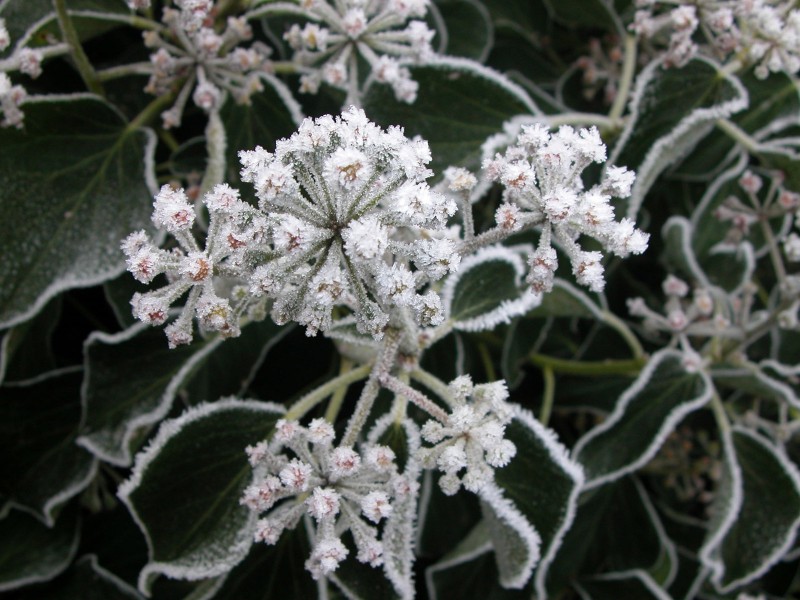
[
  {"left": 254, "top": 71, "right": 305, "bottom": 127},
  {"left": 607, "top": 56, "right": 749, "bottom": 221},
  {"left": 709, "top": 426, "right": 800, "bottom": 593},
  {"left": 478, "top": 480, "right": 541, "bottom": 589},
  {"left": 367, "top": 414, "right": 422, "bottom": 600},
  {"left": 632, "top": 477, "right": 679, "bottom": 589},
  {"left": 0, "top": 509, "right": 80, "bottom": 592},
  {"left": 573, "top": 568, "right": 673, "bottom": 600},
  {"left": 662, "top": 216, "right": 756, "bottom": 296},
  {"left": 573, "top": 349, "right": 713, "bottom": 490},
  {"left": 0, "top": 366, "right": 98, "bottom": 527},
  {"left": 117, "top": 398, "right": 286, "bottom": 596},
  {"left": 0, "top": 93, "right": 158, "bottom": 330},
  {"left": 75, "top": 554, "right": 144, "bottom": 599},
  {"left": 442, "top": 244, "right": 541, "bottom": 332},
  {"left": 77, "top": 322, "right": 226, "bottom": 466},
  {"left": 502, "top": 404, "right": 585, "bottom": 599},
  {"left": 712, "top": 360, "right": 800, "bottom": 411},
  {"left": 436, "top": 0, "right": 495, "bottom": 63}
]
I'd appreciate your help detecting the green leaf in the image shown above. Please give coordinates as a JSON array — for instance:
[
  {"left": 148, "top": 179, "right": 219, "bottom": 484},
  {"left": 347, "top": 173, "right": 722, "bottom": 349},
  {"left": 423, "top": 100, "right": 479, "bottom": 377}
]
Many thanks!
[
  {"left": 118, "top": 399, "right": 285, "bottom": 594},
  {"left": 0, "top": 95, "right": 156, "bottom": 329},
  {"left": 190, "top": 528, "right": 316, "bottom": 600},
  {"left": 0, "top": 296, "right": 60, "bottom": 384},
  {"left": 79, "top": 319, "right": 289, "bottom": 466},
  {"left": 0, "top": 368, "right": 96, "bottom": 525},
  {"left": 491, "top": 405, "right": 585, "bottom": 597},
  {"left": 545, "top": 478, "right": 672, "bottom": 597},
  {"left": 0, "top": 508, "right": 80, "bottom": 592},
  {"left": 574, "top": 570, "right": 672, "bottom": 600},
  {"left": 425, "top": 521, "right": 529, "bottom": 600},
  {"left": 417, "top": 470, "right": 481, "bottom": 558},
  {"left": 14, "top": 555, "right": 144, "bottom": 600},
  {"left": 443, "top": 246, "right": 540, "bottom": 331},
  {"left": 609, "top": 57, "right": 748, "bottom": 219},
  {"left": 434, "top": 0, "right": 493, "bottom": 61},
  {"left": 363, "top": 58, "right": 538, "bottom": 176},
  {"left": 542, "top": 0, "right": 621, "bottom": 32},
  {"left": 678, "top": 68, "right": 800, "bottom": 180},
  {"left": 712, "top": 360, "right": 800, "bottom": 412},
  {"left": 573, "top": 350, "right": 713, "bottom": 489},
  {"left": 704, "top": 427, "right": 800, "bottom": 593}
]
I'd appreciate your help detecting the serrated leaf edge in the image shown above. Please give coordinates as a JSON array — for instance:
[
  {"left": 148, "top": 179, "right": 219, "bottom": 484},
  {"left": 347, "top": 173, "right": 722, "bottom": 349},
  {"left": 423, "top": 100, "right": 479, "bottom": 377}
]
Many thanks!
[
  {"left": 117, "top": 398, "right": 285, "bottom": 595},
  {"left": 573, "top": 349, "right": 713, "bottom": 490}
]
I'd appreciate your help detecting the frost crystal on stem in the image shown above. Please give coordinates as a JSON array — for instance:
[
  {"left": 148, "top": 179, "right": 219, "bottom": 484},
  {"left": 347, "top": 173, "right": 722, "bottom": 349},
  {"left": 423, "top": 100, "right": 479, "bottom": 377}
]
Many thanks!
[
  {"left": 242, "top": 419, "right": 415, "bottom": 580},
  {"left": 418, "top": 376, "right": 517, "bottom": 495},
  {"left": 482, "top": 123, "right": 648, "bottom": 294},
  {"left": 282, "top": 0, "right": 435, "bottom": 105}
]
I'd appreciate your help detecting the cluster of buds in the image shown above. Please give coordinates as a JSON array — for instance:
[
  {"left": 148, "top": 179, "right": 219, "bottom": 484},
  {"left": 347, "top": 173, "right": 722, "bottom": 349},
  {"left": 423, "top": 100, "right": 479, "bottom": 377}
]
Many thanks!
[
  {"left": 0, "top": 18, "right": 67, "bottom": 128},
  {"left": 632, "top": 0, "right": 800, "bottom": 77},
  {"left": 284, "top": 0, "right": 435, "bottom": 105},
  {"left": 418, "top": 376, "right": 517, "bottom": 495},
  {"left": 137, "top": 0, "right": 272, "bottom": 128},
  {"left": 242, "top": 418, "right": 414, "bottom": 579},
  {"left": 575, "top": 36, "right": 624, "bottom": 104},
  {"left": 121, "top": 183, "right": 269, "bottom": 347},
  {"left": 238, "top": 106, "right": 458, "bottom": 338},
  {"left": 124, "top": 107, "right": 460, "bottom": 345},
  {"left": 483, "top": 123, "right": 648, "bottom": 294}
]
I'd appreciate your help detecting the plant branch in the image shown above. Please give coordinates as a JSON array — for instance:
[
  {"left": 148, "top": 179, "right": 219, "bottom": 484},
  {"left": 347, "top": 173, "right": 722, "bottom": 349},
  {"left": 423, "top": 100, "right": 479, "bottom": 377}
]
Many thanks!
[
  {"left": 285, "top": 362, "right": 373, "bottom": 421},
  {"left": 54, "top": 0, "right": 104, "bottom": 96},
  {"left": 608, "top": 34, "right": 637, "bottom": 123},
  {"left": 529, "top": 353, "right": 645, "bottom": 376}
]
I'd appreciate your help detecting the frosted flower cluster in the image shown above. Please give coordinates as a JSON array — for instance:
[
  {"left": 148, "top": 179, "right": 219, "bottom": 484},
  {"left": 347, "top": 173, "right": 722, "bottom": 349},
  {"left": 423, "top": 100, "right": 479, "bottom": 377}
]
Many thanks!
[
  {"left": 418, "top": 376, "right": 517, "bottom": 495},
  {"left": 576, "top": 36, "right": 624, "bottom": 104},
  {"left": 633, "top": 0, "right": 800, "bottom": 77},
  {"left": 242, "top": 418, "right": 413, "bottom": 579},
  {"left": 121, "top": 183, "right": 268, "bottom": 348},
  {"left": 239, "top": 106, "right": 458, "bottom": 338},
  {"left": 138, "top": 0, "right": 272, "bottom": 128},
  {"left": 283, "top": 0, "right": 435, "bottom": 105},
  {"left": 484, "top": 123, "right": 648, "bottom": 294},
  {"left": 123, "top": 107, "right": 459, "bottom": 344}
]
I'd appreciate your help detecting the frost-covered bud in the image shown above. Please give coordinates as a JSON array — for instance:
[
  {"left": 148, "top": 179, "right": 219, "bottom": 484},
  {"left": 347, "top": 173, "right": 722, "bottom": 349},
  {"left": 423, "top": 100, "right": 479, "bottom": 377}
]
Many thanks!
[
  {"left": 164, "top": 320, "right": 193, "bottom": 348},
  {"left": 604, "top": 165, "right": 635, "bottom": 197},
  {"left": 785, "top": 233, "right": 800, "bottom": 262},
  {"left": 361, "top": 490, "right": 392, "bottom": 522},
  {"left": 242, "top": 476, "right": 283, "bottom": 512},
  {"left": 131, "top": 293, "right": 169, "bottom": 325},
  {"left": 526, "top": 244, "right": 558, "bottom": 294},
  {"left": 343, "top": 216, "right": 389, "bottom": 261},
  {"left": 667, "top": 309, "right": 688, "bottom": 331},
  {"left": 443, "top": 166, "right": 477, "bottom": 192},
  {"left": 496, "top": 202, "right": 523, "bottom": 232},
  {"left": 306, "top": 537, "right": 349, "bottom": 578},
  {"left": 0, "top": 18, "right": 10, "bottom": 51},
  {"left": 693, "top": 288, "right": 714, "bottom": 316},
  {"left": 414, "top": 290, "right": 445, "bottom": 327},
  {"left": 438, "top": 445, "right": 467, "bottom": 473},
  {"left": 153, "top": 185, "right": 195, "bottom": 232},
  {"left": 330, "top": 447, "right": 361, "bottom": 478},
  {"left": 572, "top": 251, "right": 605, "bottom": 292},
  {"left": 18, "top": 48, "right": 43, "bottom": 79},
  {"left": 364, "top": 445, "right": 396, "bottom": 472},
  {"left": 204, "top": 183, "right": 242, "bottom": 213},
  {"left": 307, "top": 418, "right": 335, "bottom": 445},
  {"left": 193, "top": 80, "right": 221, "bottom": 111},
  {"left": 274, "top": 419, "right": 303, "bottom": 443},
  {"left": 279, "top": 459, "right": 314, "bottom": 491},
  {"left": 306, "top": 487, "right": 341, "bottom": 520},
  {"left": 376, "top": 264, "right": 416, "bottom": 305},
  {"left": 254, "top": 518, "right": 284, "bottom": 544},
  {"left": 663, "top": 274, "right": 689, "bottom": 297},
  {"left": 739, "top": 170, "right": 763, "bottom": 194}
]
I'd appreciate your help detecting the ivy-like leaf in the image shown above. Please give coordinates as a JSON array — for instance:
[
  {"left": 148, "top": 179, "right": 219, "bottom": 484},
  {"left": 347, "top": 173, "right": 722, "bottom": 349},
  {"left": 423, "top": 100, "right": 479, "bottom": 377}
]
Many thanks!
[
  {"left": 363, "top": 57, "right": 538, "bottom": 176},
  {"left": 78, "top": 319, "right": 290, "bottom": 466},
  {"left": 434, "top": 0, "right": 493, "bottom": 62},
  {"left": 0, "top": 508, "right": 80, "bottom": 592},
  {"left": 574, "top": 570, "right": 672, "bottom": 600},
  {"left": 425, "top": 521, "right": 529, "bottom": 600},
  {"left": 703, "top": 427, "right": 800, "bottom": 593},
  {"left": 0, "top": 95, "right": 157, "bottom": 329},
  {"left": 573, "top": 350, "right": 713, "bottom": 489},
  {"left": 117, "top": 399, "right": 285, "bottom": 595},
  {"left": 0, "top": 368, "right": 97, "bottom": 525},
  {"left": 443, "top": 246, "right": 540, "bottom": 332},
  {"left": 491, "top": 405, "right": 584, "bottom": 597},
  {"left": 609, "top": 57, "right": 748, "bottom": 219}
]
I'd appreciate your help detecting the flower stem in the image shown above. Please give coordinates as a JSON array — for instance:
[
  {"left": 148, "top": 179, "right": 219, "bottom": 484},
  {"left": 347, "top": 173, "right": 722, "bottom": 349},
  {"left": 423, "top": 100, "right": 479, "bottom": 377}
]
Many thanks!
[
  {"left": 324, "top": 357, "right": 355, "bottom": 423},
  {"left": 54, "top": 0, "right": 104, "bottom": 96},
  {"left": 410, "top": 368, "right": 455, "bottom": 408},
  {"left": 540, "top": 364, "right": 555, "bottom": 426},
  {"left": 285, "top": 363, "right": 373, "bottom": 421},
  {"left": 716, "top": 118, "right": 758, "bottom": 153},
  {"left": 601, "top": 310, "right": 646, "bottom": 360},
  {"left": 608, "top": 34, "right": 636, "bottom": 123},
  {"left": 529, "top": 353, "right": 645, "bottom": 376}
]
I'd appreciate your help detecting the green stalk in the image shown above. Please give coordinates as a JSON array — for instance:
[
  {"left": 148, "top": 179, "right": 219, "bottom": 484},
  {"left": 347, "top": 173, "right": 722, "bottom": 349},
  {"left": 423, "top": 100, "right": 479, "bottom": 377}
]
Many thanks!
[
  {"left": 54, "top": 0, "right": 104, "bottom": 96},
  {"left": 285, "top": 363, "right": 373, "bottom": 420},
  {"left": 529, "top": 353, "right": 645, "bottom": 376}
]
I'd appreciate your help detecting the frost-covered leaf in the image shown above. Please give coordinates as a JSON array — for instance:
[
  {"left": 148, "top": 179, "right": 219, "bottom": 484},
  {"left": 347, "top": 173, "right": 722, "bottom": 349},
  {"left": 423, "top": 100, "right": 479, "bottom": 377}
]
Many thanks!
[
  {"left": 678, "top": 68, "right": 800, "bottom": 180},
  {"left": 573, "top": 350, "right": 713, "bottom": 489},
  {"left": 187, "top": 528, "right": 316, "bottom": 600},
  {"left": 574, "top": 570, "right": 672, "bottom": 600},
  {"left": 0, "top": 368, "right": 96, "bottom": 525},
  {"left": 118, "top": 399, "right": 285, "bottom": 595},
  {"left": 434, "top": 0, "right": 493, "bottom": 61},
  {"left": 711, "top": 360, "right": 800, "bottom": 411},
  {"left": 0, "top": 508, "right": 79, "bottom": 592},
  {"left": 78, "top": 319, "right": 288, "bottom": 466},
  {"left": 425, "top": 520, "right": 529, "bottom": 600},
  {"left": 702, "top": 427, "right": 800, "bottom": 593},
  {"left": 0, "top": 95, "right": 156, "bottom": 329},
  {"left": 490, "top": 405, "right": 584, "bottom": 597},
  {"left": 0, "top": 296, "right": 60, "bottom": 384},
  {"left": 443, "top": 246, "right": 540, "bottom": 331},
  {"left": 662, "top": 216, "right": 755, "bottom": 294},
  {"left": 609, "top": 57, "right": 748, "bottom": 219},
  {"left": 545, "top": 478, "right": 673, "bottom": 597},
  {"left": 363, "top": 57, "right": 538, "bottom": 176},
  {"left": 331, "top": 550, "right": 401, "bottom": 600}
]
